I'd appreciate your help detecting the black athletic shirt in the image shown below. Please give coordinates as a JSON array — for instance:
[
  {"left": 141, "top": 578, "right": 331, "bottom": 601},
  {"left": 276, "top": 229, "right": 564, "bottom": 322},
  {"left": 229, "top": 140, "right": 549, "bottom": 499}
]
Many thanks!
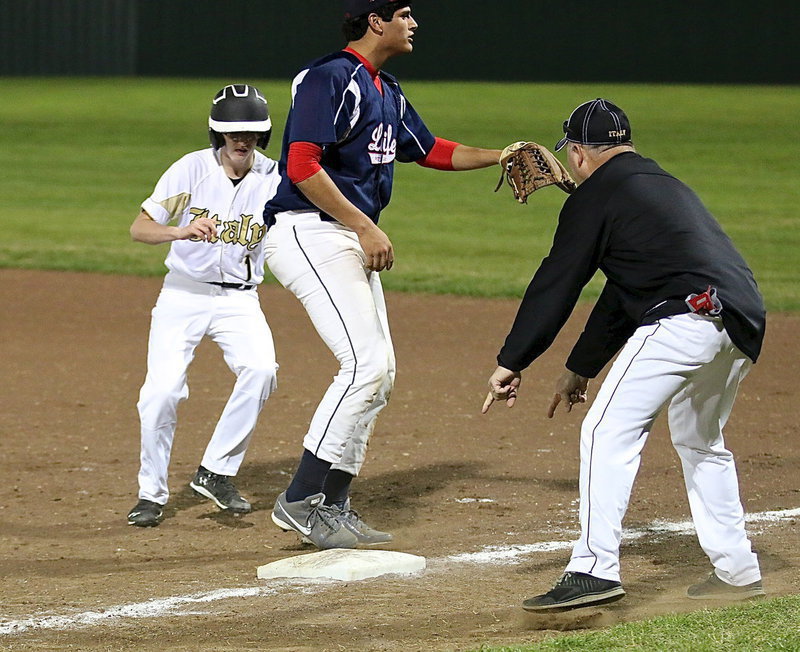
[{"left": 497, "top": 152, "right": 766, "bottom": 377}]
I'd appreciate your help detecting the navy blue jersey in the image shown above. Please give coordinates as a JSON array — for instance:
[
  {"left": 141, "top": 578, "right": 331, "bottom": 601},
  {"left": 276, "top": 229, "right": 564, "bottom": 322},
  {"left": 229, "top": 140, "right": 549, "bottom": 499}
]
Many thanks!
[{"left": 264, "top": 50, "right": 436, "bottom": 227}]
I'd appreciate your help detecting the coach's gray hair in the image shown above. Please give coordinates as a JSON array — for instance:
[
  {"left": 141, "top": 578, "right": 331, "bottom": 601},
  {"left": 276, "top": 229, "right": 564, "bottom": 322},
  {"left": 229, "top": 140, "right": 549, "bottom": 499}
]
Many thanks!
[{"left": 583, "top": 142, "right": 635, "bottom": 153}]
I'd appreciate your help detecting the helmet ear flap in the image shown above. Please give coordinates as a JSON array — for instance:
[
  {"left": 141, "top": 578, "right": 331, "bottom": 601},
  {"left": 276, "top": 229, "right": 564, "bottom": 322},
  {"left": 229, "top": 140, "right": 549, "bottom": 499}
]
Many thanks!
[
  {"left": 209, "top": 129, "right": 225, "bottom": 149},
  {"left": 257, "top": 130, "right": 272, "bottom": 150}
]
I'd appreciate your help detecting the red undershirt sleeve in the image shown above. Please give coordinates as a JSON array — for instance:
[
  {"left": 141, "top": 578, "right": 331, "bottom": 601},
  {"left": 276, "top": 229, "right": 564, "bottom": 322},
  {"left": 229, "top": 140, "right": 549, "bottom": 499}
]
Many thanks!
[
  {"left": 416, "top": 137, "right": 460, "bottom": 171},
  {"left": 287, "top": 141, "right": 324, "bottom": 184}
]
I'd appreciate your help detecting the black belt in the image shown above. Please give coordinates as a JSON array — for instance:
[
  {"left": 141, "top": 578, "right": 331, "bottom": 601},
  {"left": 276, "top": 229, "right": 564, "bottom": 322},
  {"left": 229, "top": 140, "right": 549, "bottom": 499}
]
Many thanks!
[{"left": 208, "top": 282, "right": 255, "bottom": 291}]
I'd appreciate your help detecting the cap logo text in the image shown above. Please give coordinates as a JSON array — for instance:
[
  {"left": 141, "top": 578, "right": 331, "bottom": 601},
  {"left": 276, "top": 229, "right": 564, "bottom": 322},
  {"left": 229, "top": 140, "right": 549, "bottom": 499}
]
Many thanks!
[{"left": 608, "top": 129, "right": 627, "bottom": 137}]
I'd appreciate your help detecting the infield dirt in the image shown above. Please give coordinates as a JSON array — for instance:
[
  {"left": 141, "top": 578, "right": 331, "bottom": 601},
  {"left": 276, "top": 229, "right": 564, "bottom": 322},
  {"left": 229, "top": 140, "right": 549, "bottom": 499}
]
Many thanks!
[{"left": 1, "top": 269, "right": 798, "bottom": 651}]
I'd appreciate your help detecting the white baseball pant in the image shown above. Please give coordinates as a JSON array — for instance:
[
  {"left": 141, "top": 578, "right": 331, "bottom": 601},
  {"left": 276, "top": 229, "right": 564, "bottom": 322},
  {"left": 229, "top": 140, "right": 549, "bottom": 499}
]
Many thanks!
[
  {"left": 565, "top": 312, "right": 761, "bottom": 586},
  {"left": 136, "top": 272, "right": 278, "bottom": 504},
  {"left": 265, "top": 211, "right": 395, "bottom": 476}
]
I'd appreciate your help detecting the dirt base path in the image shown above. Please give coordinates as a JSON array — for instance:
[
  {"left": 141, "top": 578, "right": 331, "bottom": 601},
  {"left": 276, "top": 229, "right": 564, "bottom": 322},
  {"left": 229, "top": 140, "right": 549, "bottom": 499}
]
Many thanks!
[{"left": 1, "top": 269, "right": 797, "bottom": 650}]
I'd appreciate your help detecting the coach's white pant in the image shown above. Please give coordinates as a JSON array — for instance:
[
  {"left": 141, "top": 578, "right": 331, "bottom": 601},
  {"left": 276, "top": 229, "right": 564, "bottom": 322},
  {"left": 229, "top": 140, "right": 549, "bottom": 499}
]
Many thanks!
[
  {"left": 265, "top": 212, "right": 395, "bottom": 476},
  {"left": 136, "top": 273, "right": 277, "bottom": 504},
  {"left": 565, "top": 313, "right": 761, "bottom": 586}
]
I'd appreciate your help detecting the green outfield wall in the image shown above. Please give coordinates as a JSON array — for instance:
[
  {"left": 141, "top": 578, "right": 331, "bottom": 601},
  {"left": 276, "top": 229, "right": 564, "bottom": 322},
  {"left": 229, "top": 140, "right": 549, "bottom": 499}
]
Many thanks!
[{"left": 1, "top": 0, "right": 797, "bottom": 83}]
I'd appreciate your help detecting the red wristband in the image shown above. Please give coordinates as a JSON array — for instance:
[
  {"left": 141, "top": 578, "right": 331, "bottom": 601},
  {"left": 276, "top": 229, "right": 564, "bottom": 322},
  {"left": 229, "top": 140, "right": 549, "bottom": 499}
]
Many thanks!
[{"left": 417, "top": 137, "right": 460, "bottom": 171}]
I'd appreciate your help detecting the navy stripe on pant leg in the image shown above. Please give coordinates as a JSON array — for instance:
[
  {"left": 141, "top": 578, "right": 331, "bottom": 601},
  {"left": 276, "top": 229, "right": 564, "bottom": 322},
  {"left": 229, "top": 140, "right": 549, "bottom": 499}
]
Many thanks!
[
  {"left": 585, "top": 323, "right": 661, "bottom": 575},
  {"left": 292, "top": 225, "right": 358, "bottom": 455}
]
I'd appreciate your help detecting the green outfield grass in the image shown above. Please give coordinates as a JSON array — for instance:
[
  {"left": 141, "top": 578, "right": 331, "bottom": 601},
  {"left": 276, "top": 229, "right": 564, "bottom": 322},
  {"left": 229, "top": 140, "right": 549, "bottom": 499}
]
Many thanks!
[
  {"left": 478, "top": 594, "right": 800, "bottom": 651},
  {"left": 1, "top": 78, "right": 798, "bottom": 309}
]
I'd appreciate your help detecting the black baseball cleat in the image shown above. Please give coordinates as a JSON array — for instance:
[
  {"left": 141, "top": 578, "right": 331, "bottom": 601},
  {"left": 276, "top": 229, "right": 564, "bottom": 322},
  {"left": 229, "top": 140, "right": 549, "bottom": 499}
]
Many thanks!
[
  {"left": 189, "top": 466, "right": 252, "bottom": 513},
  {"left": 127, "top": 499, "right": 163, "bottom": 527},
  {"left": 687, "top": 572, "right": 765, "bottom": 601},
  {"left": 522, "top": 572, "right": 626, "bottom": 611}
]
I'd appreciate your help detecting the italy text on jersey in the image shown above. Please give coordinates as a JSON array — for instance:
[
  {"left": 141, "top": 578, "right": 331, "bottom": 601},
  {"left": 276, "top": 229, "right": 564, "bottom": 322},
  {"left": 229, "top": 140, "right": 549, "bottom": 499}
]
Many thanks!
[{"left": 187, "top": 209, "right": 265, "bottom": 250}]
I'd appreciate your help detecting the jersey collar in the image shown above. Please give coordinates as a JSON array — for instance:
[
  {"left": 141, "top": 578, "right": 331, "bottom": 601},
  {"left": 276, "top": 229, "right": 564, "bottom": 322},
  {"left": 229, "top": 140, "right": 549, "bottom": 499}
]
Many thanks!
[{"left": 343, "top": 47, "right": 379, "bottom": 78}]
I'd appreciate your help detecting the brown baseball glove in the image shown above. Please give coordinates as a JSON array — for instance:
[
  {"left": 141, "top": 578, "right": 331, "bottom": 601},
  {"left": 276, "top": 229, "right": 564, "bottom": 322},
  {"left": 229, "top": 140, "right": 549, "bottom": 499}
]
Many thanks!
[{"left": 494, "top": 141, "right": 577, "bottom": 203}]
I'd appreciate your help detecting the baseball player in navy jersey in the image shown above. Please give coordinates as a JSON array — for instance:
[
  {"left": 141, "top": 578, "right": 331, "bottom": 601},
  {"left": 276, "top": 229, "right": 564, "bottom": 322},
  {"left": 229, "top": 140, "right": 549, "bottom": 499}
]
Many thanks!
[
  {"left": 263, "top": 0, "right": 502, "bottom": 549},
  {"left": 483, "top": 99, "right": 766, "bottom": 609},
  {"left": 127, "top": 85, "right": 281, "bottom": 527}
]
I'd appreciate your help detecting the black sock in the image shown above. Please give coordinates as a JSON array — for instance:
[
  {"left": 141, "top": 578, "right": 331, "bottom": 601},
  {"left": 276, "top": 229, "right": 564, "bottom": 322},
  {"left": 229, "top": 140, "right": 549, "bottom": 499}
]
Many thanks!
[
  {"left": 321, "top": 469, "right": 354, "bottom": 508},
  {"left": 285, "top": 449, "right": 331, "bottom": 503}
]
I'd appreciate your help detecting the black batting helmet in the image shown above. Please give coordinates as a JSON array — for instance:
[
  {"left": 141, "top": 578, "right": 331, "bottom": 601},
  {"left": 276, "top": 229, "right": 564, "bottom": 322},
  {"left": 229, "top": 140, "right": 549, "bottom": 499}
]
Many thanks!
[{"left": 208, "top": 84, "right": 272, "bottom": 150}]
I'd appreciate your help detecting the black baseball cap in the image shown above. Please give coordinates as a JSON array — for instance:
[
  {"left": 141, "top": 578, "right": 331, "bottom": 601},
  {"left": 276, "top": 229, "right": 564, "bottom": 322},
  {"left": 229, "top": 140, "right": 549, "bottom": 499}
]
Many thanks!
[
  {"left": 343, "top": 0, "right": 399, "bottom": 18},
  {"left": 555, "top": 98, "right": 631, "bottom": 151}
]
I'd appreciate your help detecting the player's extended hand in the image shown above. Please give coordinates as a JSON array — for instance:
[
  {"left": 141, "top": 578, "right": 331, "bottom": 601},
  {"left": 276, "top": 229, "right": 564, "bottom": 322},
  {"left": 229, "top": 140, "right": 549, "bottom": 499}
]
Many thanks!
[
  {"left": 547, "top": 369, "right": 589, "bottom": 418},
  {"left": 481, "top": 365, "right": 522, "bottom": 413},
  {"left": 182, "top": 217, "right": 218, "bottom": 242},
  {"left": 359, "top": 224, "right": 395, "bottom": 272}
]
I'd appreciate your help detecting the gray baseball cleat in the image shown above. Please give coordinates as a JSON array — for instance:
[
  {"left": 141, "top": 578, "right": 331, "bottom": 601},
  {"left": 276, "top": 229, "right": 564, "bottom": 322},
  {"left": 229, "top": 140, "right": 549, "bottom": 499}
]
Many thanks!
[
  {"left": 271, "top": 492, "right": 358, "bottom": 549},
  {"left": 190, "top": 466, "right": 252, "bottom": 513},
  {"left": 687, "top": 572, "right": 765, "bottom": 600},
  {"left": 335, "top": 500, "right": 393, "bottom": 545}
]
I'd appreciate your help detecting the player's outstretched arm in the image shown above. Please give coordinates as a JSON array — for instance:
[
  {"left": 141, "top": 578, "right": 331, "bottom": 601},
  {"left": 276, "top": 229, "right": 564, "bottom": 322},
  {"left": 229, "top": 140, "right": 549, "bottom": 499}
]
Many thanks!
[
  {"left": 130, "top": 211, "right": 218, "bottom": 245},
  {"left": 451, "top": 145, "right": 502, "bottom": 171}
]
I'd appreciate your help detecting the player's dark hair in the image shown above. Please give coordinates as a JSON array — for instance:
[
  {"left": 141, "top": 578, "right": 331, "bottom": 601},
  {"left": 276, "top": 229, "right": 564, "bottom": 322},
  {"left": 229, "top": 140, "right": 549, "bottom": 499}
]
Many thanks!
[{"left": 342, "top": 1, "right": 410, "bottom": 42}]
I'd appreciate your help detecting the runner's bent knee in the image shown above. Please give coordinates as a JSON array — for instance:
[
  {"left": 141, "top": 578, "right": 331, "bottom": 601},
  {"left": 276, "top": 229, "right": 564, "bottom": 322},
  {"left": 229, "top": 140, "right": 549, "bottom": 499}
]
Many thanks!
[{"left": 237, "top": 361, "right": 279, "bottom": 397}]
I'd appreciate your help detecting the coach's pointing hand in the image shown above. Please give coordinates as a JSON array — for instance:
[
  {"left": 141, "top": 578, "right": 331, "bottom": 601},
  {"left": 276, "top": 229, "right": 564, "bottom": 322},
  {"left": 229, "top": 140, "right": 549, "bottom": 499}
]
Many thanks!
[
  {"left": 548, "top": 369, "right": 588, "bottom": 418},
  {"left": 482, "top": 365, "right": 521, "bottom": 413}
]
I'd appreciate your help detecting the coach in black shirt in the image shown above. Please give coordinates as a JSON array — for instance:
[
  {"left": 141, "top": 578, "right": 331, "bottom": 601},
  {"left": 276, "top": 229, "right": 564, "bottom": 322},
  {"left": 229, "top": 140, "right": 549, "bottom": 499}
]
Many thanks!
[{"left": 482, "top": 99, "right": 766, "bottom": 611}]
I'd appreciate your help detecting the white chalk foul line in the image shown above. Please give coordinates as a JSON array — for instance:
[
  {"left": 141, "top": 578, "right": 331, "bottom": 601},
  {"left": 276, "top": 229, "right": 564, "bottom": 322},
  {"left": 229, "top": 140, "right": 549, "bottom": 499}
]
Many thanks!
[
  {"left": 443, "top": 506, "right": 800, "bottom": 565},
  {"left": 2, "top": 506, "right": 797, "bottom": 636},
  {"left": 0, "top": 586, "right": 277, "bottom": 636},
  {"left": 444, "top": 538, "right": 576, "bottom": 565}
]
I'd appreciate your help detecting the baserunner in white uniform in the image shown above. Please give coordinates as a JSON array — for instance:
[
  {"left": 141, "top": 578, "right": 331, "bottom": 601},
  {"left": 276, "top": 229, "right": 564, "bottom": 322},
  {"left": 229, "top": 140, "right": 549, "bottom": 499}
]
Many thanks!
[{"left": 127, "top": 85, "right": 281, "bottom": 527}]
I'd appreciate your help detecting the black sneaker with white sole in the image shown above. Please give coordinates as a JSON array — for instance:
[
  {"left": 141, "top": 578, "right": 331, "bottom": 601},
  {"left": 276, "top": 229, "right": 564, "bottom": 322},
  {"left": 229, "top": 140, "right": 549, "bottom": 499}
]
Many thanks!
[
  {"left": 522, "top": 572, "right": 626, "bottom": 611},
  {"left": 189, "top": 466, "right": 252, "bottom": 513},
  {"left": 127, "top": 499, "right": 163, "bottom": 527}
]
